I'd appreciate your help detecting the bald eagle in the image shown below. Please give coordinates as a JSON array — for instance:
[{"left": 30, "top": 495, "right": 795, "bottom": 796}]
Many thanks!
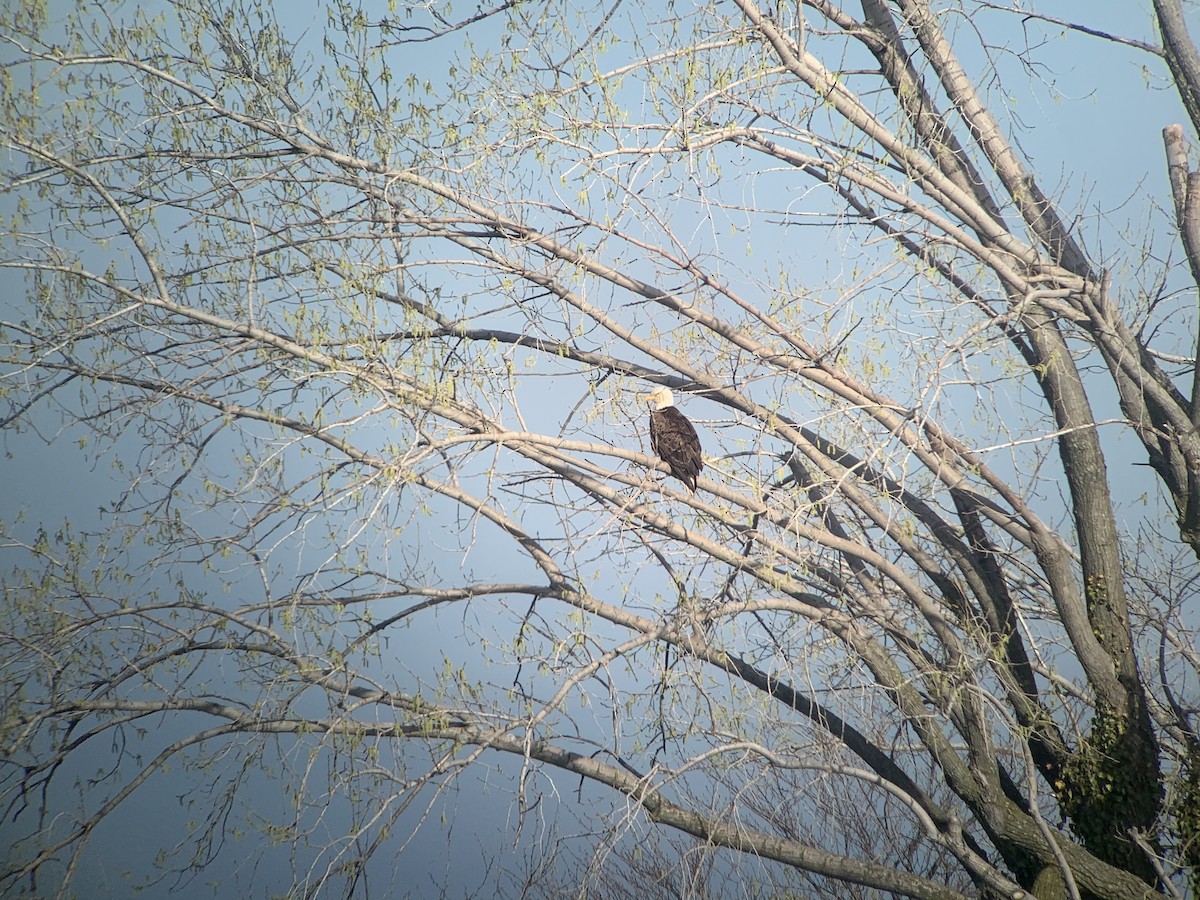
[{"left": 646, "top": 386, "right": 703, "bottom": 492}]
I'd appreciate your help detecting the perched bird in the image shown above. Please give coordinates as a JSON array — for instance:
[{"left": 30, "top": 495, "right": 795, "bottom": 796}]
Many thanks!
[{"left": 645, "top": 386, "right": 703, "bottom": 492}]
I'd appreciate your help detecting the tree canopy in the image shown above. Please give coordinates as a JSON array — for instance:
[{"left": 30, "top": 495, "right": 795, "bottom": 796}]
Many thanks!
[{"left": 2, "top": 1, "right": 1200, "bottom": 897}]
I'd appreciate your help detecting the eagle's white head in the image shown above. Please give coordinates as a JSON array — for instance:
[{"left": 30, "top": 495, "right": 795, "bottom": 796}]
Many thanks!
[{"left": 646, "top": 386, "right": 675, "bottom": 411}]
